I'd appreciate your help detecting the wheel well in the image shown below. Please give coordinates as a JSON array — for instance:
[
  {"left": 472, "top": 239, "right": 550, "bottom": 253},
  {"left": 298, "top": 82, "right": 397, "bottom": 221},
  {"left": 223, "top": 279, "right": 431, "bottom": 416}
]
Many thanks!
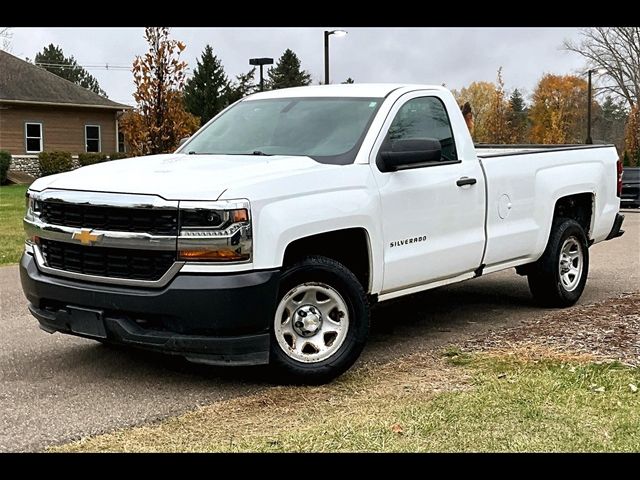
[
  {"left": 283, "top": 228, "right": 371, "bottom": 291},
  {"left": 553, "top": 193, "right": 593, "bottom": 237}
]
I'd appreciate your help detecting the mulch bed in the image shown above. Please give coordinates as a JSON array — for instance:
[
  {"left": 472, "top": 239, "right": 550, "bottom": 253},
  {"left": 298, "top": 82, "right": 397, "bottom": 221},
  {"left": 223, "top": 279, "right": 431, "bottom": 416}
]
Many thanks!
[{"left": 466, "top": 292, "right": 640, "bottom": 367}]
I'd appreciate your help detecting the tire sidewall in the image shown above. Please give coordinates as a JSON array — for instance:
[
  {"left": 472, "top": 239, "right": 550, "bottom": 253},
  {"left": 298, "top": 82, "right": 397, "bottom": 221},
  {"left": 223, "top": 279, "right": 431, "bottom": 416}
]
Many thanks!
[
  {"left": 547, "top": 220, "right": 590, "bottom": 304},
  {"left": 270, "top": 257, "right": 369, "bottom": 381}
]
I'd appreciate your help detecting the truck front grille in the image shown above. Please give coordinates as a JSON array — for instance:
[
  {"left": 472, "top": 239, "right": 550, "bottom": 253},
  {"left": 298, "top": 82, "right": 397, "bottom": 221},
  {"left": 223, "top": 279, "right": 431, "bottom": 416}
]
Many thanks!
[
  {"left": 39, "top": 201, "right": 178, "bottom": 235},
  {"left": 40, "top": 239, "right": 175, "bottom": 281}
]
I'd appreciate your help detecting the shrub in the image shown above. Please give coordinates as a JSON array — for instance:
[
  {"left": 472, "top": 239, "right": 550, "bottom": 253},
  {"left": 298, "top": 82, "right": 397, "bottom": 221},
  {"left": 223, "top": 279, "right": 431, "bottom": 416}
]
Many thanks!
[
  {"left": 38, "top": 151, "right": 73, "bottom": 176},
  {"left": 0, "top": 150, "right": 11, "bottom": 185},
  {"left": 107, "top": 152, "right": 129, "bottom": 160},
  {"left": 78, "top": 152, "right": 108, "bottom": 166}
]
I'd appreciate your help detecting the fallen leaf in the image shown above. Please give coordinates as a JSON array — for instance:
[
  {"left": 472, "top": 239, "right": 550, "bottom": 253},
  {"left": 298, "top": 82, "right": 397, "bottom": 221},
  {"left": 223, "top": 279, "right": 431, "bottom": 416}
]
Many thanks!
[
  {"left": 630, "top": 384, "right": 638, "bottom": 393},
  {"left": 390, "top": 423, "right": 404, "bottom": 435}
]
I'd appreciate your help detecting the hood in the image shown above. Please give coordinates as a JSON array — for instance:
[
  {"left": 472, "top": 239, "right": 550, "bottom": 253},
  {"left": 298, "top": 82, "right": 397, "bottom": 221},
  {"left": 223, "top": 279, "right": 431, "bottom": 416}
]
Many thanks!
[{"left": 29, "top": 153, "right": 335, "bottom": 200}]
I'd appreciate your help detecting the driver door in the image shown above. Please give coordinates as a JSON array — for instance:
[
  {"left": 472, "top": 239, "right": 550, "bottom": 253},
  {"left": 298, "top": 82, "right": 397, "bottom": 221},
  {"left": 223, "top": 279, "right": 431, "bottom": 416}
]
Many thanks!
[{"left": 371, "top": 92, "right": 486, "bottom": 294}]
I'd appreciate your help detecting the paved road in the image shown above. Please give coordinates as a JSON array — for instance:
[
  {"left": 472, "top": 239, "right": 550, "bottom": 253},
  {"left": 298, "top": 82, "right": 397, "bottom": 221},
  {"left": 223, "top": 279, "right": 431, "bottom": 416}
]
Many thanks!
[{"left": 1, "top": 211, "right": 638, "bottom": 452}]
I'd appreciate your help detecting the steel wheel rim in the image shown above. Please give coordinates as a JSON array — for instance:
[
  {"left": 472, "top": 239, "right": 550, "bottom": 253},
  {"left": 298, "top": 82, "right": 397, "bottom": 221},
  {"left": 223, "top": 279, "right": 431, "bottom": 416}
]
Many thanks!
[
  {"left": 558, "top": 236, "right": 583, "bottom": 292},
  {"left": 274, "top": 282, "right": 350, "bottom": 363}
]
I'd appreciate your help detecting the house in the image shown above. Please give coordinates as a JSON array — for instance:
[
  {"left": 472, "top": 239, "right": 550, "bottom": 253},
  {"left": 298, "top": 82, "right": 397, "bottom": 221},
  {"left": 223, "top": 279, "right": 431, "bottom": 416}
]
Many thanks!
[{"left": 0, "top": 50, "right": 130, "bottom": 177}]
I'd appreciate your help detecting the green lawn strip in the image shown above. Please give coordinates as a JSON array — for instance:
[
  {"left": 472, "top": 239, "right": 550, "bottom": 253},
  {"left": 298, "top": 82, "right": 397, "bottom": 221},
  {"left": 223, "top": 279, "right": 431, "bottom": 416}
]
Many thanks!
[
  {"left": 0, "top": 184, "right": 28, "bottom": 266},
  {"left": 51, "top": 351, "right": 640, "bottom": 452}
]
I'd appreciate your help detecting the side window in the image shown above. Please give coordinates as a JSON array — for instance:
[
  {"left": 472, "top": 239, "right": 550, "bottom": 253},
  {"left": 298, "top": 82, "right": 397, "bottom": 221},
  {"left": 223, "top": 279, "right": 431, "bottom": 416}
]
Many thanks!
[{"left": 384, "top": 96, "right": 457, "bottom": 161}]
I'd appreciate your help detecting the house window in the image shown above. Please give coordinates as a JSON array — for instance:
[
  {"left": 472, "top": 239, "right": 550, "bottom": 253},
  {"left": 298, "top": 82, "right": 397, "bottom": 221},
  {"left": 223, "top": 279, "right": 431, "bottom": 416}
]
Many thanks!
[
  {"left": 85, "top": 125, "right": 101, "bottom": 152},
  {"left": 118, "top": 131, "right": 126, "bottom": 153},
  {"left": 25, "top": 123, "right": 43, "bottom": 153}
]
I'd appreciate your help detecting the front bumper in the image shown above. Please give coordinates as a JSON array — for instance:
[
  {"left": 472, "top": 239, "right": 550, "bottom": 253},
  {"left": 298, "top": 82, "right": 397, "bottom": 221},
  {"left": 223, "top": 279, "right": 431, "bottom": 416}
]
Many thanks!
[{"left": 20, "top": 253, "right": 280, "bottom": 365}]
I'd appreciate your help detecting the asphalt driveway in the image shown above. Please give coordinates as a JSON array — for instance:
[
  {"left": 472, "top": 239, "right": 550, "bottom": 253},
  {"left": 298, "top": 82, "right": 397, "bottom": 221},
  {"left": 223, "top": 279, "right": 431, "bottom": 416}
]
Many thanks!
[{"left": 1, "top": 210, "right": 638, "bottom": 452}]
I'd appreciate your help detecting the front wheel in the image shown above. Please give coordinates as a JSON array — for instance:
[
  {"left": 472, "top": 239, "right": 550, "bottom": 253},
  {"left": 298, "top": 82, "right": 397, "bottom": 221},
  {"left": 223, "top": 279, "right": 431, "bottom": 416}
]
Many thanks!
[
  {"left": 270, "top": 255, "right": 369, "bottom": 384},
  {"left": 527, "top": 218, "right": 589, "bottom": 307}
]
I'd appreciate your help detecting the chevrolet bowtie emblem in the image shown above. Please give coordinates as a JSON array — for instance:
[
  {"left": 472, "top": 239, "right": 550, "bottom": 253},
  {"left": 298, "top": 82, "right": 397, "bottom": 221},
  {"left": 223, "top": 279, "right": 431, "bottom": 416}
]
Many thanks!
[{"left": 71, "top": 228, "right": 103, "bottom": 246}]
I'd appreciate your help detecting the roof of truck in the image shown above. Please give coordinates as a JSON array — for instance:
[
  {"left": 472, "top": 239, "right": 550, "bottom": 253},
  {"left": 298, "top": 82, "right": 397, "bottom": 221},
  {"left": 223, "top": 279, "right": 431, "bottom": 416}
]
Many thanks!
[{"left": 247, "top": 83, "right": 447, "bottom": 100}]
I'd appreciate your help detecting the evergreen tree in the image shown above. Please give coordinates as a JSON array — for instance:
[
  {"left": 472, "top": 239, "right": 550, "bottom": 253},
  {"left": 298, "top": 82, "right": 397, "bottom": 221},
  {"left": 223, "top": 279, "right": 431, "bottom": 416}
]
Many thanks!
[
  {"left": 507, "top": 88, "right": 528, "bottom": 143},
  {"left": 184, "top": 45, "right": 230, "bottom": 125},
  {"left": 600, "top": 96, "right": 628, "bottom": 122},
  {"left": 509, "top": 88, "right": 526, "bottom": 113},
  {"left": 34, "top": 44, "right": 107, "bottom": 97},
  {"left": 226, "top": 68, "right": 257, "bottom": 104},
  {"left": 266, "top": 49, "right": 311, "bottom": 90},
  {"left": 595, "top": 95, "right": 629, "bottom": 148}
]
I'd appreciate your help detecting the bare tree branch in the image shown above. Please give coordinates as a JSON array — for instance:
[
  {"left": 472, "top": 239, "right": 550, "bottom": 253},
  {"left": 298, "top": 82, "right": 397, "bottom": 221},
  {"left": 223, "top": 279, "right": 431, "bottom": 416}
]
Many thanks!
[
  {"left": 0, "top": 27, "right": 12, "bottom": 51},
  {"left": 564, "top": 27, "right": 639, "bottom": 109}
]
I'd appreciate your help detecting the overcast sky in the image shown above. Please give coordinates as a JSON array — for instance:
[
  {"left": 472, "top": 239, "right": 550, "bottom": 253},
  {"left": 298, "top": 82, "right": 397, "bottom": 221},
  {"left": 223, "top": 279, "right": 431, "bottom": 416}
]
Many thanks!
[{"left": 6, "top": 27, "right": 587, "bottom": 105}]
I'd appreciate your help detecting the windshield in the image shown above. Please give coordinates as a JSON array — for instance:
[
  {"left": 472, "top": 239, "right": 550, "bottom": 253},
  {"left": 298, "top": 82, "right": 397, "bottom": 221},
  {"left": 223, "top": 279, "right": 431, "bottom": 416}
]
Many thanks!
[{"left": 179, "top": 97, "right": 383, "bottom": 165}]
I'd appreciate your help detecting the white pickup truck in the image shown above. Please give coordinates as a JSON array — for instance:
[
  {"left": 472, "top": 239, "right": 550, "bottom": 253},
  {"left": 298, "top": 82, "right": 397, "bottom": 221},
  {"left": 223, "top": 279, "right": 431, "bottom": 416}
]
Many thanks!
[{"left": 21, "top": 84, "right": 625, "bottom": 382}]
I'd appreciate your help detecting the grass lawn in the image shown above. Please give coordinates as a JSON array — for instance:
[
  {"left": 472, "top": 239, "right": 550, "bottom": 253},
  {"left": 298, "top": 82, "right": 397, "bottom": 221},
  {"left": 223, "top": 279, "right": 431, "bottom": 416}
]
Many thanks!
[
  {"left": 0, "top": 184, "right": 28, "bottom": 266},
  {"left": 52, "top": 348, "right": 640, "bottom": 453}
]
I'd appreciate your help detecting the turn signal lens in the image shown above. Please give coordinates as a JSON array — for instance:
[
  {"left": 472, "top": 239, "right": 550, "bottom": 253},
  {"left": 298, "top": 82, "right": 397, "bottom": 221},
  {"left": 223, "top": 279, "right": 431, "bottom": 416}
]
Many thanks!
[
  {"left": 178, "top": 248, "right": 249, "bottom": 261},
  {"left": 232, "top": 208, "right": 249, "bottom": 223}
]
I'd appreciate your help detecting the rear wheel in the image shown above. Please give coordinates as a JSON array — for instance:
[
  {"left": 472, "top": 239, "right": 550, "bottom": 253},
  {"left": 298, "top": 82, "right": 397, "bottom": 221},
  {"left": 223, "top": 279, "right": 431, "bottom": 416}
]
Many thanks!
[
  {"left": 270, "top": 255, "right": 369, "bottom": 384},
  {"left": 527, "top": 218, "right": 589, "bottom": 307}
]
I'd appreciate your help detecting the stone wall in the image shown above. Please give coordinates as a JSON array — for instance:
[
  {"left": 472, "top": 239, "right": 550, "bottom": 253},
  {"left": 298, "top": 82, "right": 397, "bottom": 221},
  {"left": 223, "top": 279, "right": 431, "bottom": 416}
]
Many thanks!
[{"left": 9, "top": 155, "right": 81, "bottom": 179}]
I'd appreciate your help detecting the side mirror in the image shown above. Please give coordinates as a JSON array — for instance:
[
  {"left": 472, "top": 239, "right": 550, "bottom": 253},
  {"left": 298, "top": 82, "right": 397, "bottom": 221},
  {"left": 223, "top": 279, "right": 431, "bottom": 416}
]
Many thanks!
[
  {"left": 178, "top": 136, "right": 190, "bottom": 147},
  {"left": 378, "top": 138, "right": 442, "bottom": 172}
]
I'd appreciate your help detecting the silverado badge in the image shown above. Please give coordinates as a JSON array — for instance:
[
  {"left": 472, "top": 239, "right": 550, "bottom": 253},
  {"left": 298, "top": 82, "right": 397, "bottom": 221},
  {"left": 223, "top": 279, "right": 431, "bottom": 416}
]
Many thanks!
[{"left": 71, "top": 228, "right": 103, "bottom": 246}]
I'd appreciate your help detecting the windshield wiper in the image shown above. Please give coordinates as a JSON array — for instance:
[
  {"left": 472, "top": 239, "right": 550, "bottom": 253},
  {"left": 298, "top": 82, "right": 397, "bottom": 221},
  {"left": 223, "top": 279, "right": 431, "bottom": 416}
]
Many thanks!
[{"left": 250, "top": 150, "right": 272, "bottom": 156}]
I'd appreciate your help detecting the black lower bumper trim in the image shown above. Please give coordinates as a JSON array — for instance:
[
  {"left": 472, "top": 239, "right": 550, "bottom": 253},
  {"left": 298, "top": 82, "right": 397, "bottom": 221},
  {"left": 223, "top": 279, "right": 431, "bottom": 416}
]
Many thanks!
[
  {"left": 20, "top": 253, "right": 278, "bottom": 365},
  {"left": 605, "top": 213, "right": 625, "bottom": 240},
  {"left": 28, "top": 301, "right": 270, "bottom": 366}
]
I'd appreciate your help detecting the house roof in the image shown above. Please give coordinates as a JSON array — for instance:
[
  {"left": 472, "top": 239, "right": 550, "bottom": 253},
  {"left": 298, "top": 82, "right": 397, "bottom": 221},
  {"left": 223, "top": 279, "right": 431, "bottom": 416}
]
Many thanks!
[{"left": 0, "top": 50, "right": 130, "bottom": 110}]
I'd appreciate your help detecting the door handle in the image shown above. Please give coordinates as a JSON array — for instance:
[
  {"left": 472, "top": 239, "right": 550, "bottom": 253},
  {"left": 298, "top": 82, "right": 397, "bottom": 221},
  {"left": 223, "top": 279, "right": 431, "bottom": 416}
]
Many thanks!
[{"left": 456, "top": 177, "right": 477, "bottom": 187}]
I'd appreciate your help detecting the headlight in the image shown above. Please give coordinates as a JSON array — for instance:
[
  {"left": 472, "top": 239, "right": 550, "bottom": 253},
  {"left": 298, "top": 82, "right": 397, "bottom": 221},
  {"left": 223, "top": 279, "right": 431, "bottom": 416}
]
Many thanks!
[
  {"left": 177, "top": 200, "right": 252, "bottom": 263},
  {"left": 24, "top": 191, "right": 42, "bottom": 245}
]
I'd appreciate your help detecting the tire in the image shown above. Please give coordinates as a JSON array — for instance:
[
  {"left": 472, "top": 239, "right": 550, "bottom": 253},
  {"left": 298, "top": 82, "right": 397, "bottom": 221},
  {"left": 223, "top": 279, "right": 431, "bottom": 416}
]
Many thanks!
[
  {"left": 270, "top": 255, "right": 370, "bottom": 384},
  {"left": 527, "top": 218, "right": 589, "bottom": 307}
]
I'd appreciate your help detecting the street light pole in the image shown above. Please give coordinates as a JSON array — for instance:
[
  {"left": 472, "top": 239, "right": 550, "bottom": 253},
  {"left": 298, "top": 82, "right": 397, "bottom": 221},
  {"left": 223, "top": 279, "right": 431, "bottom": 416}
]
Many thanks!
[
  {"left": 323, "top": 30, "right": 347, "bottom": 85},
  {"left": 324, "top": 31, "right": 330, "bottom": 85},
  {"left": 584, "top": 68, "right": 607, "bottom": 145},
  {"left": 586, "top": 69, "right": 593, "bottom": 144},
  {"left": 259, "top": 64, "right": 264, "bottom": 92},
  {"left": 249, "top": 57, "right": 274, "bottom": 92}
]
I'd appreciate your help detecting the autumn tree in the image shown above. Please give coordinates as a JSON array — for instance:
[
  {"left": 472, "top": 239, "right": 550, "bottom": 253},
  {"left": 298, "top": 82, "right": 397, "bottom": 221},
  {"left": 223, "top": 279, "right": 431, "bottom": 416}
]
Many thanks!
[
  {"left": 266, "top": 49, "right": 311, "bottom": 90},
  {"left": 485, "top": 68, "right": 510, "bottom": 144},
  {"left": 119, "top": 27, "right": 199, "bottom": 156},
  {"left": 183, "top": 45, "right": 230, "bottom": 126},
  {"left": 507, "top": 88, "right": 528, "bottom": 143},
  {"left": 226, "top": 67, "right": 257, "bottom": 104},
  {"left": 529, "top": 74, "right": 589, "bottom": 144},
  {"left": 564, "top": 27, "right": 639, "bottom": 109},
  {"left": 625, "top": 105, "right": 640, "bottom": 166},
  {"left": 35, "top": 44, "right": 107, "bottom": 97},
  {"left": 452, "top": 81, "right": 497, "bottom": 143}
]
